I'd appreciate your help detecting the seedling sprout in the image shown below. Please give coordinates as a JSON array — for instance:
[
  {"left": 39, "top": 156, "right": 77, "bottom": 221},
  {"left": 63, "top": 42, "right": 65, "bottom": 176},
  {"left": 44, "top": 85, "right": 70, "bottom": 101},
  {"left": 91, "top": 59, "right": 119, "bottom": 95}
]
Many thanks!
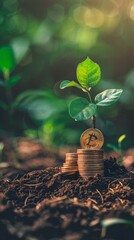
[{"left": 60, "top": 57, "right": 123, "bottom": 128}]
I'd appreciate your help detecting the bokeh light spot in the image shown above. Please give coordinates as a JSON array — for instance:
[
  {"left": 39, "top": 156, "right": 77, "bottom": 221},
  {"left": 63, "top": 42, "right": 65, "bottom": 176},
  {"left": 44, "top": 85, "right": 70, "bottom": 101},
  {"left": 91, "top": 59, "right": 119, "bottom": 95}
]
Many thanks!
[
  {"left": 74, "top": 6, "right": 104, "bottom": 28},
  {"left": 129, "top": 3, "right": 134, "bottom": 20},
  {"left": 102, "top": 0, "right": 120, "bottom": 18},
  {"left": 84, "top": 8, "right": 104, "bottom": 28},
  {"left": 47, "top": 4, "right": 64, "bottom": 22},
  {"left": 3, "top": 0, "right": 18, "bottom": 12},
  {"left": 9, "top": 14, "right": 27, "bottom": 33},
  {"left": 33, "top": 22, "right": 52, "bottom": 45},
  {"left": 73, "top": 6, "right": 89, "bottom": 24}
]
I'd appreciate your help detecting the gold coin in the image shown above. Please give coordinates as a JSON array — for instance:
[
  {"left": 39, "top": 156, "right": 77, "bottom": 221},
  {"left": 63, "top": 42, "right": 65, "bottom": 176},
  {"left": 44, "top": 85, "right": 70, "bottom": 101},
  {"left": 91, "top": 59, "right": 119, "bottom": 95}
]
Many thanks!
[
  {"left": 79, "top": 169, "right": 104, "bottom": 172},
  {"left": 61, "top": 169, "right": 78, "bottom": 172},
  {"left": 78, "top": 168, "right": 104, "bottom": 171},
  {"left": 78, "top": 164, "right": 103, "bottom": 167},
  {"left": 80, "top": 128, "right": 104, "bottom": 150},
  {"left": 77, "top": 149, "right": 104, "bottom": 153},
  {"left": 61, "top": 166, "right": 77, "bottom": 169},
  {"left": 66, "top": 158, "right": 77, "bottom": 161},
  {"left": 63, "top": 163, "right": 77, "bottom": 165},
  {"left": 78, "top": 156, "right": 103, "bottom": 159},
  {"left": 80, "top": 171, "right": 104, "bottom": 172},
  {"left": 78, "top": 160, "right": 103, "bottom": 162},
  {"left": 66, "top": 153, "right": 77, "bottom": 156}
]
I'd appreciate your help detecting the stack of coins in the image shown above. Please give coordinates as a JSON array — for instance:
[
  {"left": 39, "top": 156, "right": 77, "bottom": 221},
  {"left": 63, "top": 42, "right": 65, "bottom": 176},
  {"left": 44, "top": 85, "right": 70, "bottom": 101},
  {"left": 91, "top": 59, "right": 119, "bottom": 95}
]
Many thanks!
[
  {"left": 61, "top": 153, "right": 78, "bottom": 173},
  {"left": 77, "top": 149, "right": 104, "bottom": 177}
]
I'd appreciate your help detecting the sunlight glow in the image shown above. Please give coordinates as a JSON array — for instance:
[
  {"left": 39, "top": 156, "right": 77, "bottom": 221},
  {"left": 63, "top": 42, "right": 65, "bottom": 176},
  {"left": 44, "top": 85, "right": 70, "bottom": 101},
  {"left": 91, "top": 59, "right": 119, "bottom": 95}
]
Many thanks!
[
  {"left": 129, "top": 4, "right": 134, "bottom": 20},
  {"left": 74, "top": 6, "right": 104, "bottom": 28}
]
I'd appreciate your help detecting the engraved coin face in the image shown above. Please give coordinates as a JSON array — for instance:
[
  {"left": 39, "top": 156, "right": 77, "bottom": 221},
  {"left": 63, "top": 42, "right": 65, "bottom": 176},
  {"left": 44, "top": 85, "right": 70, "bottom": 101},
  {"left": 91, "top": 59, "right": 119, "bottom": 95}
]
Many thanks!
[{"left": 80, "top": 128, "right": 104, "bottom": 150}]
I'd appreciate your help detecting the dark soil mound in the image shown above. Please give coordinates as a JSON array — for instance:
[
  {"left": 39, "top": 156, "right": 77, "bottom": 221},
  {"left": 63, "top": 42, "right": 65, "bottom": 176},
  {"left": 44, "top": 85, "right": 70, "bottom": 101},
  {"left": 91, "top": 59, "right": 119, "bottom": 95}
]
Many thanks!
[{"left": 0, "top": 158, "right": 134, "bottom": 240}]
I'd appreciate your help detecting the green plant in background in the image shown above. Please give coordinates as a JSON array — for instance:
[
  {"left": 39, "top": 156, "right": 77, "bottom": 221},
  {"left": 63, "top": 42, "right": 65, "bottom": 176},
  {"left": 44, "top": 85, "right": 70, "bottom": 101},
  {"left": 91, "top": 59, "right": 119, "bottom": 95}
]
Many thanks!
[
  {"left": 0, "top": 45, "right": 71, "bottom": 149},
  {"left": 107, "top": 134, "right": 126, "bottom": 165},
  {"left": 60, "top": 57, "right": 123, "bottom": 127},
  {"left": 101, "top": 218, "right": 134, "bottom": 239},
  {"left": 0, "top": 46, "right": 21, "bottom": 120},
  {"left": 0, "top": 45, "right": 30, "bottom": 136},
  {"left": 0, "top": 142, "right": 4, "bottom": 161}
]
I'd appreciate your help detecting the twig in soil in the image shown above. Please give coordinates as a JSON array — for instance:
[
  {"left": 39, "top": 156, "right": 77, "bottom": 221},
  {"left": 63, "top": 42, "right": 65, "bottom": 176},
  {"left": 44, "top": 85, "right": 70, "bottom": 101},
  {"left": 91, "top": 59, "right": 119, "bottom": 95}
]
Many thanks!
[
  {"left": 96, "top": 189, "right": 104, "bottom": 203},
  {"left": 23, "top": 183, "right": 42, "bottom": 187},
  {"left": 118, "top": 181, "right": 123, "bottom": 186},
  {"left": 36, "top": 196, "right": 68, "bottom": 212},
  {"left": 87, "top": 197, "right": 98, "bottom": 205},
  {"left": 108, "top": 179, "right": 123, "bottom": 189},
  {"left": 117, "top": 197, "right": 125, "bottom": 205},
  {"left": 108, "top": 188, "right": 115, "bottom": 194},
  {"left": 104, "top": 177, "right": 132, "bottom": 179},
  {"left": 53, "top": 171, "right": 77, "bottom": 178},
  {"left": 92, "top": 204, "right": 99, "bottom": 211},
  {"left": 24, "top": 191, "right": 32, "bottom": 207}
]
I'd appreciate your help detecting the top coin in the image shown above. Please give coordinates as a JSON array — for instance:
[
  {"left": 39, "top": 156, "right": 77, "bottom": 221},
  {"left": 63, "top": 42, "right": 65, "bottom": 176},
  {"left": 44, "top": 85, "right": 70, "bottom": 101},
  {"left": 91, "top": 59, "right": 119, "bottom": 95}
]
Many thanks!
[{"left": 80, "top": 128, "right": 104, "bottom": 150}]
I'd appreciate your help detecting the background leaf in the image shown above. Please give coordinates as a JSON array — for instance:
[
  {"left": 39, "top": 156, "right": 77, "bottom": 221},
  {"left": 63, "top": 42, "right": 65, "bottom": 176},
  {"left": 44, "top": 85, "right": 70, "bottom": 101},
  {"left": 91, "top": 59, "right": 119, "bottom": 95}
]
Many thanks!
[
  {"left": 69, "top": 97, "right": 97, "bottom": 121},
  {"left": 0, "top": 46, "right": 15, "bottom": 72},
  {"left": 6, "top": 75, "right": 21, "bottom": 87},
  {"left": 13, "top": 90, "right": 67, "bottom": 121},
  {"left": 0, "top": 100, "right": 8, "bottom": 110},
  {"left": 11, "top": 38, "right": 30, "bottom": 63},
  {"left": 76, "top": 57, "right": 101, "bottom": 89},
  {"left": 95, "top": 89, "right": 123, "bottom": 106},
  {"left": 60, "top": 80, "right": 82, "bottom": 90},
  {"left": 0, "top": 80, "right": 6, "bottom": 87},
  {"left": 13, "top": 90, "right": 55, "bottom": 108}
]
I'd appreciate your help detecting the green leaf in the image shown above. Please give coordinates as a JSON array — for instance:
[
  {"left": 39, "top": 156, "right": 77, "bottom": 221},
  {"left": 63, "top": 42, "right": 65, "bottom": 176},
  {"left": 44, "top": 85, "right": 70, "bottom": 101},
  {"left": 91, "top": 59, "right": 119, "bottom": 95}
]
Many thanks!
[
  {"left": 0, "top": 46, "right": 15, "bottom": 72},
  {"left": 13, "top": 90, "right": 67, "bottom": 121},
  {"left": 95, "top": 89, "right": 123, "bottom": 106},
  {"left": 60, "top": 80, "right": 82, "bottom": 90},
  {"left": 6, "top": 75, "right": 21, "bottom": 87},
  {"left": 13, "top": 90, "right": 54, "bottom": 108},
  {"left": 69, "top": 97, "right": 97, "bottom": 121},
  {"left": 76, "top": 57, "right": 101, "bottom": 89},
  {"left": 117, "top": 158, "right": 123, "bottom": 165},
  {"left": 101, "top": 218, "right": 134, "bottom": 228},
  {"left": 118, "top": 134, "right": 126, "bottom": 144},
  {"left": 101, "top": 218, "right": 134, "bottom": 238},
  {"left": 107, "top": 144, "right": 120, "bottom": 154},
  {"left": 0, "top": 100, "right": 8, "bottom": 110},
  {"left": 0, "top": 80, "right": 6, "bottom": 87},
  {"left": 21, "top": 99, "right": 58, "bottom": 121}
]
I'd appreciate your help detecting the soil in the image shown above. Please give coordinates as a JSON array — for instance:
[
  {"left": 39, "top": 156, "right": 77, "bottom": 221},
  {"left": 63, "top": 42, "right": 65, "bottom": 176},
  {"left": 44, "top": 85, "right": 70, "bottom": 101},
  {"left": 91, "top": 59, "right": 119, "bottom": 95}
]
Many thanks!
[
  {"left": 0, "top": 154, "right": 134, "bottom": 240},
  {"left": 0, "top": 138, "right": 134, "bottom": 240}
]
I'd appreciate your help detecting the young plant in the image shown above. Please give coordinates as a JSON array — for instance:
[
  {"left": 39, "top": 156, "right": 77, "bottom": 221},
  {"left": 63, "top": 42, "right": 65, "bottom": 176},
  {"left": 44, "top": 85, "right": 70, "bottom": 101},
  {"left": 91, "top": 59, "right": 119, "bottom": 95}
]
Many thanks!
[
  {"left": 107, "top": 134, "right": 126, "bottom": 165},
  {"left": 60, "top": 57, "right": 123, "bottom": 128},
  {"left": 0, "top": 45, "right": 69, "bottom": 150},
  {"left": 101, "top": 218, "right": 134, "bottom": 239},
  {"left": 0, "top": 47, "right": 21, "bottom": 115},
  {"left": 0, "top": 46, "right": 24, "bottom": 166}
]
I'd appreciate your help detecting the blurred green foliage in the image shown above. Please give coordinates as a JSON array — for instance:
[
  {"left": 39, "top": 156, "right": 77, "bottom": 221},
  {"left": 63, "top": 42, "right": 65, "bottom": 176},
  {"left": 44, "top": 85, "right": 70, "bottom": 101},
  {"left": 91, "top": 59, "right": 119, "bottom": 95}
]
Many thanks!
[{"left": 0, "top": 0, "right": 134, "bottom": 149}]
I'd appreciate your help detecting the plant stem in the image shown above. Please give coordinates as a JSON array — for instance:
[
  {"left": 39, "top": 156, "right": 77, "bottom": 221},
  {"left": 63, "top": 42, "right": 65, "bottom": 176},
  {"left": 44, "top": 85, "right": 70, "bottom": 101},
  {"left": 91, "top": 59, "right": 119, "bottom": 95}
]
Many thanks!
[
  {"left": 86, "top": 90, "right": 96, "bottom": 128},
  {"left": 3, "top": 69, "right": 13, "bottom": 132},
  {"left": 86, "top": 91, "right": 92, "bottom": 103},
  {"left": 92, "top": 115, "right": 96, "bottom": 129}
]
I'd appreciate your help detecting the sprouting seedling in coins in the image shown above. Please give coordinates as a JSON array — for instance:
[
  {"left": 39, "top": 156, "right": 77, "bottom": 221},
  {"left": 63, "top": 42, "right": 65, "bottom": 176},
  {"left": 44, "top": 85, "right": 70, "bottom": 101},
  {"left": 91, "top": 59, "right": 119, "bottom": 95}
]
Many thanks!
[
  {"left": 107, "top": 134, "right": 126, "bottom": 165},
  {"left": 60, "top": 57, "right": 123, "bottom": 128}
]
